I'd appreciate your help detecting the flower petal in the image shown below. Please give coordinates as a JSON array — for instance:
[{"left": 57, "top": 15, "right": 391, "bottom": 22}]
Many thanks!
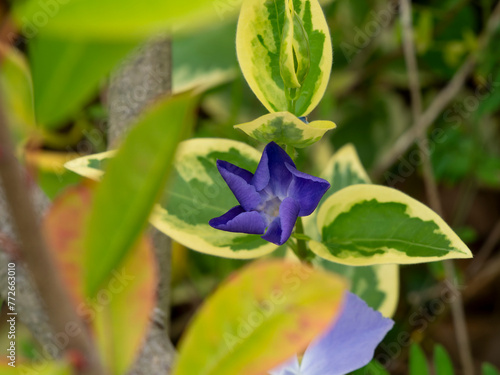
[
  {"left": 268, "top": 355, "right": 301, "bottom": 375},
  {"left": 300, "top": 292, "right": 394, "bottom": 375},
  {"left": 253, "top": 142, "right": 296, "bottom": 198},
  {"left": 209, "top": 205, "right": 266, "bottom": 234},
  {"left": 286, "top": 163, "right": 330, "bottom": 216},
  {"left": 261, "top": 197, "right": 300, "bottom": 245},
  {"left": 217, "top": 159, "right": 254, "bottom": 183},
  {"left": 217, "top": 160, "right": 261, "bottom": 211}
]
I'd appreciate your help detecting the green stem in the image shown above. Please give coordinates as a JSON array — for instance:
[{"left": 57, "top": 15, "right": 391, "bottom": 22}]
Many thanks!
[{"left": 293, "top": 217, "right": 311, "bottom": 263}]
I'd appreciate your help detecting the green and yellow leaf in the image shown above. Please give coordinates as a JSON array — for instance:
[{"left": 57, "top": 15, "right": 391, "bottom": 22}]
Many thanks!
[
  {"left": 173, "top": 260, "right": 346, "bottom": 375},
  {"left": 302, "top": 145, "right": 399, "bottom": 318},
  {"left": 236, "top": 0, "right": 332, "bottom": 116},
  {"left": 234, "top": 112, "right": 335, "bottom": 148},
  {"left": 312, "top": 184, "right": 473, "bottom": 266},
  {"left": 65, "top": 150, "right": 114, "bottom": 181},
  {"left": 315, "top": 259, "right": 399, "bottom": 318},
  {"left": 150, "top": 138, "right": 277, "bottom": 259},
  {"left": 65, "top": 139, "right": 277, "bottom": 259}
]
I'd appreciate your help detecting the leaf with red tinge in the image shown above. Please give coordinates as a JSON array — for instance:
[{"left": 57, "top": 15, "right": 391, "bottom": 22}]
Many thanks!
[
  {"left": 173, "top": 260, "right": 347, "bottom": 375},
  {"left": 44, "top": 184, "right": 157, "bottom": 375}
]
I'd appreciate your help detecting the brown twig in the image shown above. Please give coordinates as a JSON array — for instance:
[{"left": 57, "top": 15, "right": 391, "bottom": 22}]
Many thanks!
[
  {"left": 0, "top": 94, "right": 104, "bottom": 374},
  {"left": 399, "top": 1, "right": 475, "bottom": 374},
  {"left": 464, "top": 251, "right": 500, "bottom": 300},
  {"left": 107, "top": 36, "right": 177, "bottom": 375},
  {"left": 371, "top": 1, "right": 500, "bottom": 180},
  {"left": 468, "top": 219, "right": 500, "bottom": 277}
]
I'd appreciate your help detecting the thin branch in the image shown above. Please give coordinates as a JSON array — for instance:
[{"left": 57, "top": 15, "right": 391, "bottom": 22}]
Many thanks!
[
  {"left": 107, "top": 36, "right": 176, "bottom": 375},
  {"left": 468, "top": 219, "right": 500, "bottom": 277},
  {"left": 464, "top": 250, "right": 500, "bottom": 300},
  {"left": 399, "top": 1, "right": 474, "bottom": 374},
  {"left": 372, "top": 1, "right": 500, "bottom": 179},
  {"left": 0, "top": 94, "right": 104, "bottom": 374}
]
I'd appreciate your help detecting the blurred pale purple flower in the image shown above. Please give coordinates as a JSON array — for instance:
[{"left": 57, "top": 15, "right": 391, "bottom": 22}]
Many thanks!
[
  {"left": 209, "top": 142, "right": 330, "bottom": 245},
  {"left": 270, "top": 292, "right": 394, "bottom": 375}
]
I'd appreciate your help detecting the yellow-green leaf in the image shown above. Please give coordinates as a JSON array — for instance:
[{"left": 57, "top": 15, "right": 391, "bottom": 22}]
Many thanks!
[
  {"left": 236, "top": 0, "right": 332, "bottom": 116},
  {"left": 173, "top": 260, "right": 347, "bottom": 375},
  {"left": 312, "top": 184, "right": 473, "bottom": 266},
  {"left": 234, "top": 112, "right": 335, "bottom": 148},
  {"left": 14, "top": 0, "right": 233, "bottom": 41}
]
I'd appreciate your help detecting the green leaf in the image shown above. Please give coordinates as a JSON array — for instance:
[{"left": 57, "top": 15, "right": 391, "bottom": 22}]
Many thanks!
[
  {"left": 304, "top": 143, "right": 371, "bottom": 242},
  {"left": 84, "top": 92, "right": 197, "bottom": 297},
  {"left": 236, "top": 0, "right": 332, "bottom": 116},
  {"left": 235, "top": 112, "right": 335, "bottom": 148},
  {"left": 350, "top": 360, "right": 390, "bottom": 375},
  {"left": 150, "top": 138, "right": 277, "bottom": 258},
  {"left": 65, "top": 150, "right": 115, "bottom": 181},
  {"left": 320, "top": 143, "right": 371, "bottom": 197},
  {"left": 12, "top": 361, "right": 73, "bottom": 375},
  {"left": 0, "top": 44, "right": 36, "bottom": 142},
  {"left": 301, "top": 145, "right": 400, "bottom": 318},
  {"left": 410, "top": 344, "right": 430, "bottom": 375},
  {"left": 29, "top": 35, "right": 137, "bottom": 129},
  {"left": 14, "top": 0, "right": 232, "bottom": 41},
  {"left": 434, "top": 344, "right": 454, "bottom": 375},
  {"left": 173, "top": 260, "right": 347, "bottom": 375},
  {"left": 315, "top": 260, "right": 399, "bottom": 318},
  {"left": 311, "top": 184, "right": 473, "bottom": 266},
  {"left": 483, "top": 363, "right": 500, "bottom": 375}
]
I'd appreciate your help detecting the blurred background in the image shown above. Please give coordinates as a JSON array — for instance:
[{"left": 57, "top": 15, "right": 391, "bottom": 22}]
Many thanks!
[{"left": 0, "top": 0, "right": 499, "bottom": 373}]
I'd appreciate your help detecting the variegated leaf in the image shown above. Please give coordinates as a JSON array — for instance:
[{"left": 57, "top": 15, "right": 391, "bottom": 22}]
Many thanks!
[
  {"left": 315, "top": 259, "right": 399, "bottom": 318},
  {"left": 236, "top": 0, "right": 332, "bottom": 116},
  {"left": 234, "top": 111, "right": 335, "bottom": 148},
  {"left": 65, "top": 150, "right": 114, "bottom": 181},
  {"left": 304, "top": 143, "right": 372, "bottom": 243},
  {"left": 303, "top": 144, "right": 399, "bottom": 318},
  {"left": 312, "top": 184, "right": 473, "bottom": 266},
  {"left": 151, "top": 138, "right": 277, "bottom": 258},
  {"left": 65, "top": 139, "right": 277, "bottom": 259}
]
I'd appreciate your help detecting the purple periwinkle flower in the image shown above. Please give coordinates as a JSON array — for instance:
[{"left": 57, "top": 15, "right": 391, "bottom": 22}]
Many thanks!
[
  {"left": 269, "top": 292, "right": 394, "bottom": 375},
  {"left": 209, "top": 142, "right": 330, "bottom": 245}
]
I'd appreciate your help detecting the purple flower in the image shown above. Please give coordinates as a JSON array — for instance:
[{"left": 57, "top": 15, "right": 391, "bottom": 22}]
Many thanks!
[
  {"left": 270, "top": 292, "right": 394, "bottom": 375},
  {"left": 209, "top": 142, "right": 330, "bottom": 245}
]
